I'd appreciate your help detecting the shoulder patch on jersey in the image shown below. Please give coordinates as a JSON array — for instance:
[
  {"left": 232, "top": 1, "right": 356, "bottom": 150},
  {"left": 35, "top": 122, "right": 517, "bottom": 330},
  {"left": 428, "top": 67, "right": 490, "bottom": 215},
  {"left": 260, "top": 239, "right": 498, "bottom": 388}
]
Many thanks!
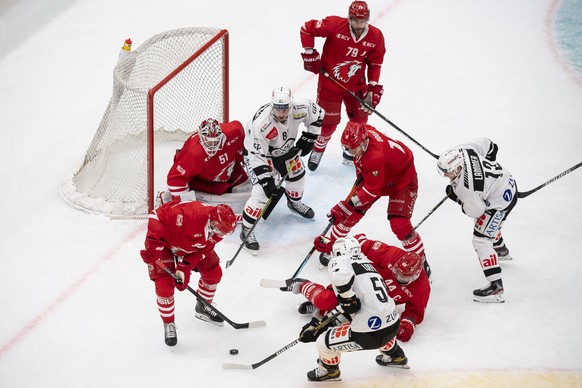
[
  {"left": 372, "top": 170, "right": 378, "bottom": 176},
  {"left": 292, "top": 112, "right": 307, "bottom": 120}
]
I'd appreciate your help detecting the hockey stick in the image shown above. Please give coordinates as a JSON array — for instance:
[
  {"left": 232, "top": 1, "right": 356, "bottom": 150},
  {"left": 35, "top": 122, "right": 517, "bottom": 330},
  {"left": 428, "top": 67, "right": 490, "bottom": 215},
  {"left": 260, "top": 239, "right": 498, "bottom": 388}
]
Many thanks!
[
  {"left": 260, "top": 177, "right": 363, "bottom": 289},
  {"left": 222, "top": 310, "right": 342, "bottom": 370},
  {"left": 404, "top": 195, "right": 449, "bottom": 240},
  {"left": 320, "top": 69, "right": 439, "bottom": 160},
  {"left": 226, "top": 155, "right": 300, "bottom": 269},
  {"left": 157, "top": 260, "right": 266, "bottom": 329},
  {"left": 517, "top": 161, "right": 582, "bottom": 199}
]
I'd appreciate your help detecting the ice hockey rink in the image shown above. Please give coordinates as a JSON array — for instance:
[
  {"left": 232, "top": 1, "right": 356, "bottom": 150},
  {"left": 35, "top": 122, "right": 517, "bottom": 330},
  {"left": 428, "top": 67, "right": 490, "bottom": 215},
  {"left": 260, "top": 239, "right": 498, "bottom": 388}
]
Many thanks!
[{"left": 1, "top": 0, "right": 581, "bottom": 387}]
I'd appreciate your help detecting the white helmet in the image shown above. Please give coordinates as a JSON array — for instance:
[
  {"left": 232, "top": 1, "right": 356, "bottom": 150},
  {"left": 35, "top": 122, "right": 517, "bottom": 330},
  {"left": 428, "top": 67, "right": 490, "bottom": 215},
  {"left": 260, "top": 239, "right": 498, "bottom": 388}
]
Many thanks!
[
  {"left": 271, "top": 86, "right": 292, "bottom": 110},
  {"left": 437, "top": 149, "right": 464, "bottom": 178},
  {"left": 198, "top": 118, "right": 225, "bottom": 157},
  {"left": 332, "top": 236, "right": 361, "bottom": 258}
]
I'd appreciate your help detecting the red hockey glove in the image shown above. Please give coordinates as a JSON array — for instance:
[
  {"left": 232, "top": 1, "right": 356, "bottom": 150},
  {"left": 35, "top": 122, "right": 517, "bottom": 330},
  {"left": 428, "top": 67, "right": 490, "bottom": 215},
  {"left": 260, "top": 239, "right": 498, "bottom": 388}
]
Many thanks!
[
  {"left": 140, "top": 247, "right": 172, "bottom": 264},
  {"left": 396, "top": 318, "right": 416, "bottom": 342},
  {"left": 313, "top": 235, "right": 333, "bottom": 254},
  {"left": 327, "top": 200, "right": 355, "bottom": 224},
  {"left": 301, "top": 49, "right": 322, "bottom": 74},
  {"left": 174, "top": 261, "right": 193, "bottom": 291},
  {"left": 362, "top": 84, "right": 384, "bottom": 114}
]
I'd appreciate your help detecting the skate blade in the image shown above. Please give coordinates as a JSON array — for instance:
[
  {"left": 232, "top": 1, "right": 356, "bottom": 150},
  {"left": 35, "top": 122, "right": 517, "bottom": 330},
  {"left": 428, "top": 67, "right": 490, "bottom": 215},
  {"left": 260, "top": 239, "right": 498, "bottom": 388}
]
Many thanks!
[
  {"left": 242, "top": 246, "right": 259, "bottom": 256},
  {"left": 194, "top": 313, "right": 225, "bottom": 327},
  {"left": 498, "top": 255, "right": 513, "bottom": 261},
  {"left": 473, "top": 294, "right": 505, "bottom": 303}
]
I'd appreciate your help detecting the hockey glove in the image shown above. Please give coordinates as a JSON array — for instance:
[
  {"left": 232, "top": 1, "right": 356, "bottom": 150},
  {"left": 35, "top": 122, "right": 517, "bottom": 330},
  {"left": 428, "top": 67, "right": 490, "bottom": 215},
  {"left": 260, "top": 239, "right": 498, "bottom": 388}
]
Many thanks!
[
  {"left": 294, "top": 132, "right": 318, "bottom": 156},
  {"left": 337, "top": 294, "right": 361, "bottom": 315},
  {"left": 259, "top": 177, "right": 285, "bottom": 201},
  {"left": 445, "top": 185, "right": 461, "bottom": 205},
  {"left": 174, "top": 260, "right": 193, "bottom": 291},
  {"left": 301, "top": 49, "right": 322, "bottom": 74},
  {"left": 327, "top": 200, "right": 356, "bottom": 224},
  {"left": 299, "top": 317, "right": 326, "bottom": 343},
  {"left": 313, "top": 235, "right": 333, "bottom": 254},
  {"left": 361, "top": 84, "right": 383, "bottom": 114},
  {"left": 396, "top": 318, "right": 416, "bottom": 342}
]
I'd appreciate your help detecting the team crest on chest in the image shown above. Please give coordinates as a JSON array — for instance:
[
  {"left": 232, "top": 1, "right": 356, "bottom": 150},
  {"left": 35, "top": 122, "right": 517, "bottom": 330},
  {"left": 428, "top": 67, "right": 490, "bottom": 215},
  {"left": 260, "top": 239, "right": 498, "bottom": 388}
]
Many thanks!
[
  {"left": 333, "top": 60, "right": 362, "bottom": 83},
  {"left": 265, "top": 126, "right": 278, "bottom": 140}
]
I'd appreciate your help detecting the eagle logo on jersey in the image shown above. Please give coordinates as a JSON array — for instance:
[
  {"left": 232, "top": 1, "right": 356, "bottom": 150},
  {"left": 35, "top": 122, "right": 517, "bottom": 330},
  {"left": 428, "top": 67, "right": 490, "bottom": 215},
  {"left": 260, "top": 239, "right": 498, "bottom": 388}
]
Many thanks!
[{"left": 333, "top": 60, "right": 362, "bottom": 83}]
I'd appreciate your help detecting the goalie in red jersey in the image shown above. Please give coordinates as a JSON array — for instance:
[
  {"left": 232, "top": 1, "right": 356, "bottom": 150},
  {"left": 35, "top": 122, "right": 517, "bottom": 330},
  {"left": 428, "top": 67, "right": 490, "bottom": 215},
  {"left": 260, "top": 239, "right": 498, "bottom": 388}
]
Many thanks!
[
  {"left": 300, "top": 1, "right": 386, "bottom": 170},
  {"left": 290, "top": 234, "right": 430, "bottom": 343},
  {"left": 159, "top": 118, "right": 250, "bottom": 205},
  {"left": 139, "top": 201, "right": 237, "bottom": 347}
]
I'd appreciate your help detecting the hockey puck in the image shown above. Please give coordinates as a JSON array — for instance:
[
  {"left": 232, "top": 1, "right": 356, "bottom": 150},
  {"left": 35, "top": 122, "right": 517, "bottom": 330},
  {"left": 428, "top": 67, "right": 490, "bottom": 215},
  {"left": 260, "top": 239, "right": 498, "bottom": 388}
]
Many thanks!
[{"left": 230, "top": 348, "right": 239, "bottom": 355}]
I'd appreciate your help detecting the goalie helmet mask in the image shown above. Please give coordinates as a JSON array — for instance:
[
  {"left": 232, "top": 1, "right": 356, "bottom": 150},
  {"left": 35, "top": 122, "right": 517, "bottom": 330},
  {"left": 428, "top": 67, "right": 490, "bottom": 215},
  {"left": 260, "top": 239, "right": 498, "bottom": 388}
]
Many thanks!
[
  {"left": 332, "top": 236, "right": 361, "bottom": 258},
  {"left": 392, "top": 252, "right": 423, "bottom": 285},
  {"left": 198, "top": 118, "right": 225, "bottom": 157},
  {"left": 437, "top": 149, "right": 464, "bottom": 178},
  {"left": 349, "top": 1, "right": 370, "bottom": 20},
  {"left": 209, "top": 204, "right": 237, "bottom": 237}
]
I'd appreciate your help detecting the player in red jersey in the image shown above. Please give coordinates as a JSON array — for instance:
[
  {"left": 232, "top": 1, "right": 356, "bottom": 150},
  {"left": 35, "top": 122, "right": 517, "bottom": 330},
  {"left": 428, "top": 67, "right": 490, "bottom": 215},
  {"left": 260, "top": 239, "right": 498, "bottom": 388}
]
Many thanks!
[
  {"left": 139, "top": 201, "right": 237, "bottom": 346},
  {"left": 292, "top": 234, "right": 430, "bottom": 343},
  {"left": 300, "top": 1, "right": 386, "bottom": 170},
  {"left": 313, "top": 121, "right": 431, "bottom": 279},
  {"left": 161, "top": 119, "right": 249, "bottom": 203}
]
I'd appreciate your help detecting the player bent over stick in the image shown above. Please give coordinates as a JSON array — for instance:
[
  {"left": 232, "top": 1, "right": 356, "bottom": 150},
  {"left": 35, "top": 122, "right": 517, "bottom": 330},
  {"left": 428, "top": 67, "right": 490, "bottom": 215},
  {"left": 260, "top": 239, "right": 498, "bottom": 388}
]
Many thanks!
[
  {"left": 240, "top": 86, "right": 325, "bottom": 254},
  {"left": 297, "top": 237, "right": 409, "bottom": 382},
  {"left": 292, "top": 233, "right": 430, "bottom": 343},
  {"left": 437, "top": 138, "right": 517, "bottom": 303},
  {"left": 313, "top": 121, "right": 432, "bottom": 279},
  {"left": 140, "top": 201, "right": 237, "bottom": 346}
]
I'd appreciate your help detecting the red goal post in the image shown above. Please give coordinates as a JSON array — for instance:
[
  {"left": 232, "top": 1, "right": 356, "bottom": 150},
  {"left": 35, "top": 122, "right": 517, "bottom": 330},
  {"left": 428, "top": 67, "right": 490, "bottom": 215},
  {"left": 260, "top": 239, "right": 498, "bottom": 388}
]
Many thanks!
[{"left": 61, "top": 27, "right": 229, "bottom": 218}]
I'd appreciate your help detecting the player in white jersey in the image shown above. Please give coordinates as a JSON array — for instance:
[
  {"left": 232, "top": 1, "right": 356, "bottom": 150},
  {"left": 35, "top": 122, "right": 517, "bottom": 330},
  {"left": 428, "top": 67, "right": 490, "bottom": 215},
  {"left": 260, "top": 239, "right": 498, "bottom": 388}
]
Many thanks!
[
  {"left": 240, "top": 87, "right": 325, "bottom": 254},
  {"left": 297, "top": 237, "right": 409, "bottom": 382},
  {"left": 437, "top": 138, "right": 518, "bottom": 303}
]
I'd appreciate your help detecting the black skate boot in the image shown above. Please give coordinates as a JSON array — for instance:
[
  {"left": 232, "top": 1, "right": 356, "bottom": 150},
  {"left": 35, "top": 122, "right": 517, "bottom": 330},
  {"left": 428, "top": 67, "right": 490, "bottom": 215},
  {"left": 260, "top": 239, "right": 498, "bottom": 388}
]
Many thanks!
[
  {"left": 473, "top": 279, "right": 505, "bottom": 303},
  {"left": 287, "top": 199, "right": 315, "bottom": 219},
  {"left": 195, "top": 300, "right": 225, "bottom": 326},
  {"left": 423, "top": 256, "right": 432, "bottom": 283},
  {"left": 163, "top": 322, "right": 177, "bottom": 347},
  {"left": 240, "top": 225, "right": 259, "bottom": 256},
  {"left": 307, "top": 360, "right": 341, "bottom": 382},
  {"left": 308, "top": 150, "right": 324, "bottom": 171},
  {"left": 298, "top": 301, "right": 316, "bottom": 315},
  {"left": 375, "top": 344, "right": 410, "bottom": 369},
  {"left": 494, "top": 245, "right": 512, "bottom": 261}
]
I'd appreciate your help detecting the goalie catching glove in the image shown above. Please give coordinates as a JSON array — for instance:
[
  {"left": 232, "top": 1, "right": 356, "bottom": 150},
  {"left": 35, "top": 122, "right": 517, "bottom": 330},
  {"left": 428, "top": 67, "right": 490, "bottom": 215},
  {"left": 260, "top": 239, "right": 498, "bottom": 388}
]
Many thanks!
[{"left": 361, "top": 83, "right": 383, "bottom": 114}]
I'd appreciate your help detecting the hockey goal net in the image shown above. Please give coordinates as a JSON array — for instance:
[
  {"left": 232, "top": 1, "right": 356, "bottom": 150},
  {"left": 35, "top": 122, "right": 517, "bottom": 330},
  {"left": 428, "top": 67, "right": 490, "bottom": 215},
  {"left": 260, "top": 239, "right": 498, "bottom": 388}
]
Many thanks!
[{"left": 61, "top": 27, "right": 229, "bottom": 218}]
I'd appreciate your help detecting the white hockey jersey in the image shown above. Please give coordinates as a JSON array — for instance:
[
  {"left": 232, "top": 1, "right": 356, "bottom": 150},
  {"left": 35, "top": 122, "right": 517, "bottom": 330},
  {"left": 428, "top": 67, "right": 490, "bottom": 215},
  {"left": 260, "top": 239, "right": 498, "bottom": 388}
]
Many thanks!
[
  {"left": 451, "top": 138, "right": 517, "bottom": 218},
  {"left": 243, "top": 97, "right": 324, "bottom": 181},
  {"left": 328, "top": 253, "right": 399, "bottom": 334}
]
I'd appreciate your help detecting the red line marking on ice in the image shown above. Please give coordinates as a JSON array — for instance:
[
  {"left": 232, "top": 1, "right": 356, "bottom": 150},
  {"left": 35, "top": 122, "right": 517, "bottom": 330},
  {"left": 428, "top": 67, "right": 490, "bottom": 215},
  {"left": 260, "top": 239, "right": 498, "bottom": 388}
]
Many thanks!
[
  {"left": 0, "top": 224, "right": 145, "bottom": 358},
  {"left": 546, "top": 0, "right": 582, "bottom": 88}
]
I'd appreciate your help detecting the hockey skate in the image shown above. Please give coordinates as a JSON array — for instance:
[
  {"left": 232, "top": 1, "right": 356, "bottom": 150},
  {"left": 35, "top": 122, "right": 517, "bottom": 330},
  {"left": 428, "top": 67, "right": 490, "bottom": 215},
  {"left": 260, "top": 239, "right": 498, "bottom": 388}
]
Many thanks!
[
  {"left": 195, "top": 300, "right": 225, "bottom": 326},
  {"left": 307, "top": 360, "right": 341, "bottom": 382},
  {"left": 494, "top": 245, "right": 512, "bottom": 261},
  {"left": 298, "top": 301, "right": 316, "bottom": 315},
  {"left": 287, "top": 199, "right": 315, "bottom": 219},
  {"left": 240, "top": 225, "right": 259, "bottom": 256},
  {"left": 473, "top": 279, "right": 505, "bottom": 303},
  {"left": 341, "top": 150, "right": 354, "bottom": 166},
  {"left": 423, "top": 256, "right": 432, "bottom": 282},
  {"left": 375, "top": 345, "right": 410, "bottom": 369},
  {"left": 308, "top": 150, "right": 323, "bottom": 171},
  {"left": 163, "top": 322, "right": 177, "bottom": 347}
]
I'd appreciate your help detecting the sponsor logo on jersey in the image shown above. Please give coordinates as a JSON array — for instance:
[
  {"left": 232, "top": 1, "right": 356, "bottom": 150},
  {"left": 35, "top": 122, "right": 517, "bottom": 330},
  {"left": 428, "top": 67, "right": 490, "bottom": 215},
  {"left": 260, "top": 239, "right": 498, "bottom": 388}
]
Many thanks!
[
  {"left": 292, "top": 112, "right": 306, "bottom": 120},
  {"left": 177, "top": 165, "right": 186, "bottom": 175},
  {"left": 265, "top": 126, "right": 278, "bottom": 140},
  {"left": 362, "top": 41, "right": 376, "bottom": 48},
  {"left": 332, "top": 60, "right": 363, "bottom": 83},
  {"left": 176, "top": 214, "right": 183, "bottom": 227},
  {"left": 484, "top": 210, "right": 504, "bottom": 237},
  {"left": 503, "top": 189, "right": 513, "bottom": 202},
  {"left": 226, "top": 136, "right": 239, "bottom": 146},
  {"left": 335, "top": 33, "right": 350, "bottom": 41},
  {"left": 368, "top": 316, "right": 383, "bottom": 330}
]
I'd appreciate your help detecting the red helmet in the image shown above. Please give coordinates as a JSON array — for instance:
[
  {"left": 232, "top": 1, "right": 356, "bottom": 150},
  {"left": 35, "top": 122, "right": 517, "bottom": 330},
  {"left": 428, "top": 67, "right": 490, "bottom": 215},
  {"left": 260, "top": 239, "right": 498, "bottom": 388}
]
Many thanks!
[
  {"left": 209, "top": 204, "right": 236, "bottom": 236},
  {"left": 341, "top": 121, "right": 368, "bottom": 150},
  {"left": 392, "top": 252, "right": 423, "bottom": 285},
  {"left": 349, "top": 1, "right": 370, "bottom": 19}
]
